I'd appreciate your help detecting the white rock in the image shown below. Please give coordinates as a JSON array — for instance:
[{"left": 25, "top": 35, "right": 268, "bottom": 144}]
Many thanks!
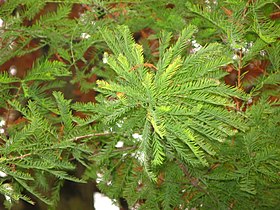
[
  {"left": 115, "top": 141, "right": 124, "bottom": 148},
  {"left": 0, "top": 171, "right": 7, "bottom": 177},
  {"left": 0, "top": 18, "right": 4, "bottom": 27},
  {"left": 0, "top": 119, "right": 5, "bottom": 127},
  {"left": 93, "top": 192, "right": 119, "bottom": 210},
  {"left": 3, "top": 184, "right": 12, "bottom": 203},
  {"left": 0, "top": 128, "right": 5, "bottom": 134},
  {"left": 132, "top": 133, "right": 142, "bottom": 140},
  {"left": 9, "top": 65, "right": 17, "bottom": 76},
  {"left": 103, "top": 52, "right": 108, "bottom": 64},
  {"left": 80, "top": 32, "right": 91, "bottom": 39}
]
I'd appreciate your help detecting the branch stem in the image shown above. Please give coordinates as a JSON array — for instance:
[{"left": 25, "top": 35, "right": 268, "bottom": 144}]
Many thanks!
[{"left": 70, "top": 132, "right": 115, "bottom": 141}]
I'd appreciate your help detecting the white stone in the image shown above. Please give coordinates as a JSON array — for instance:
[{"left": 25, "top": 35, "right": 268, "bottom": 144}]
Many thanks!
[
  {"left": 0, "top": 171, "right": 7, "bottom": 177},
  {"left": 247, "top": 98, "right": 253, "bottom": 104},
  {"left": 96, "top": 173, "right": 103, "bottom": 183},
  {"left": 232, "top": 54, "right": 239, "bottom": 60},
  {"left": 80, "top": 32, "right": 91, "bottom": 39},
  {"left": 103, "top": 52, "right": 108, "bottom": 64},
  {"left": 115, "top": 141, "right": 124, "bottom": 148},
  {"left": 0, "top": 119, "right": 5, "bottom": 127},
  {"left": 93, "top": 192, "right": 119, "bottom": 210},
  {"left": 260, "top": 50, "right": 266, "bottom": 56},
  {"left": 9, "top": 65, "right": 17, "bottom": 76},
  {"left": 131, "top": 151, "right": 145, "bottom": 163},
  {"left": 132, "top": 133, "right": 142, "bottom": 140},
  {"left": 0, "top": 18, "right": 4, "bottom": 28},
  {"left": 3, "top": 184, "right": 12, "bottom": 203}
]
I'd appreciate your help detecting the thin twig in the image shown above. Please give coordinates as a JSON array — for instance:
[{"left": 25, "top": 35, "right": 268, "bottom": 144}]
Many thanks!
[
  {"left": 273, "top": 2, "right": 280, "bottom": 10},
  {"left": 235, "top": 49, "right": 243, "bottom": 111},
  {"left": 242, "top": 0, "right": 253, "bottom": 18},
  {"left": 176, "top": 160, "right": 207, "bottom": 193},
  {"left": 10, "top": 153, "right": 32, "bottom": 161},
  {"left": 70, "top": 132, "right": 115, "bottom": 141},
  {"left": 237, "top": 50, "right": 243, "bottom": 89}
]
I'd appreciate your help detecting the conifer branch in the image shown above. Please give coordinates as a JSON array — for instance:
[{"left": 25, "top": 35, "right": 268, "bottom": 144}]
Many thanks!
[{"left": 0, "top": 1, "right": 279, "bottom": 209}]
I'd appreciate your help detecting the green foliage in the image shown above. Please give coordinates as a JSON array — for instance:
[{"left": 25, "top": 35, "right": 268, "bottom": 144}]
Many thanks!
[
  {"left": 0, "top": 0, "right": 279, "bottom": 209},
  {"left": 96, "top": 25, "right": 246, "bottom": 171}
]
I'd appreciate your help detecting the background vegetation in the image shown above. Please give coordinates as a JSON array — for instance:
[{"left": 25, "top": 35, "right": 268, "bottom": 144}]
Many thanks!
[{"left": 0, "top": 0, "right": 279, "bottom": 209}]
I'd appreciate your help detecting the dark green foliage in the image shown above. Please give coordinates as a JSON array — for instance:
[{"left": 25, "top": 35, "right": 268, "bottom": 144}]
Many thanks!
[{"left": 0, "top": 0, "right": 279, "bottom": 209}]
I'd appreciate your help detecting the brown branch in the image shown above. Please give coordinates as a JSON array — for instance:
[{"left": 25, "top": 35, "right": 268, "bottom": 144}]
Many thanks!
[
  {"left": 242, "top": 0, "right": 253, "bottom": 18},
  {"left": 176, "top": 160, "right": 207, "bottom": 193},
  {"left": 270, "top": 11, "right": 280, "bottom": 20}
]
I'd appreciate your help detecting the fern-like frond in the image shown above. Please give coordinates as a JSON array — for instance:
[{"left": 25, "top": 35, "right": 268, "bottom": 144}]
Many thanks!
[
  {"left": 96, "top": 25, "right": 247, "bottom": 174},
  {"left": 24, "top": 60, "right": 70, "bottom": 82},
  {"left": 0, "top": 72, "right": 20, "bottom": 84},
  {"left": 53, "top": 91, "right": 73, "bottom": 132},
  {"left": 15, "top": 178, "right": 53, "bottom": 205},
  {"left": 250, "top": 10, "right": 280, "bottom": 44}
]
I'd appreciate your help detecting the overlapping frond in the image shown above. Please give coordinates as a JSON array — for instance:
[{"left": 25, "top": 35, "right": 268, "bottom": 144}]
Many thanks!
[{"left": 96, "top": 25, "right": 246, "bottom": 178}]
